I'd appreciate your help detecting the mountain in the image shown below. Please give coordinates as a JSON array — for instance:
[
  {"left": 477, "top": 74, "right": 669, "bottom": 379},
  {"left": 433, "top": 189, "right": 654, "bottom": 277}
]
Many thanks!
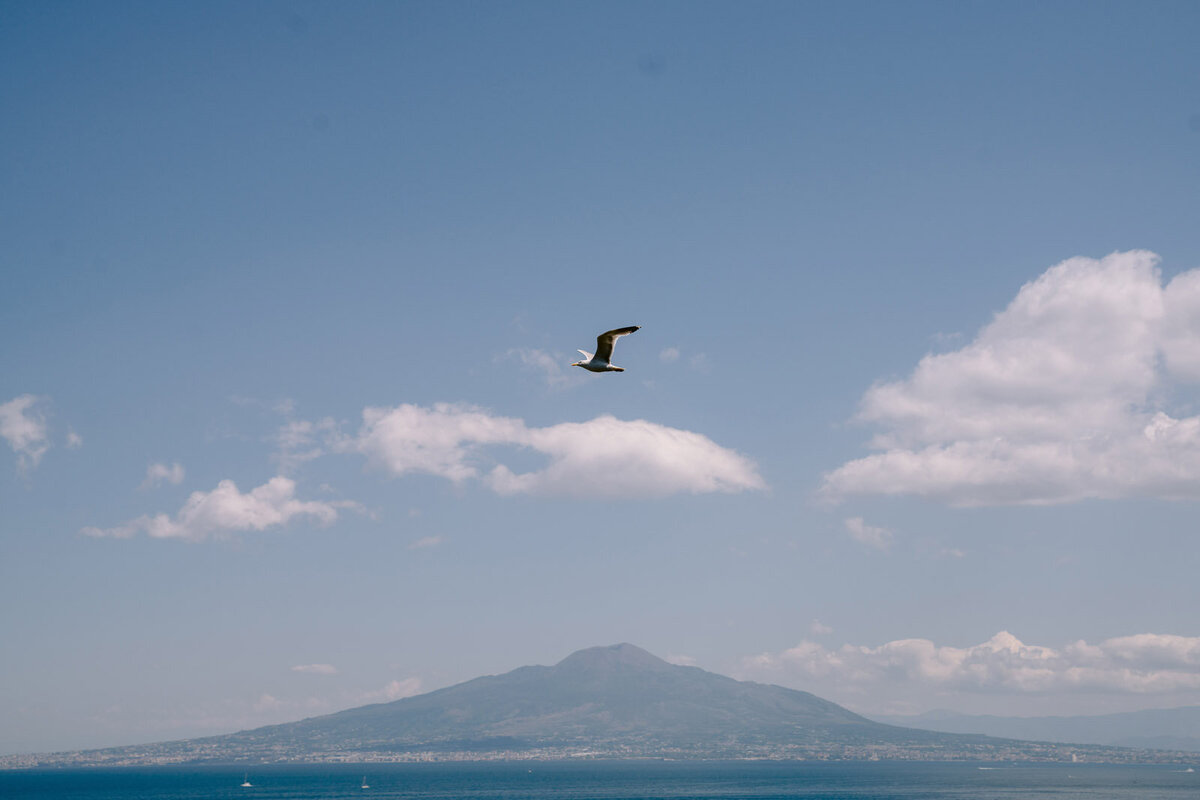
[
  {"left": 872, "top": 706, "right": 1200, "bottom": 752},
  {"left": 274, "top": 642, "right": 877, "bottom": 748},
  {"left": 2, "top": 644, "right": 1189, "bottom": 767}
]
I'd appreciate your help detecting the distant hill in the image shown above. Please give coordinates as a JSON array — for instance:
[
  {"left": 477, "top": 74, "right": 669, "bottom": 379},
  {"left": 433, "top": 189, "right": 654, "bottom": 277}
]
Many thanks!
[
  {"left": 872, "top": 706, "right": 1200, "bottom": 752},
  {"left": 2, "top": 644, "right": 1189, "bottom": 767}
]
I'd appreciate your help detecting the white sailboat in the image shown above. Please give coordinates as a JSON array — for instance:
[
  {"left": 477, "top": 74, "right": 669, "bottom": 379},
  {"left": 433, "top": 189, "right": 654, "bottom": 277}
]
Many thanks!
[
  {"left": 240, "top": 772, "right": 253, "bottom": 787},
  {"left": 361, "top": 775, "right": 370, "bottom": 789}
]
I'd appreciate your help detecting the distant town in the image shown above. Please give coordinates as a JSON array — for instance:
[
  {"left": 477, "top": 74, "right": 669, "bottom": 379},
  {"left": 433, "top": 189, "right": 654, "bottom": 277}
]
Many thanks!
[{"left": 5, "top": 733, "right": 1197, "bottom": 770}]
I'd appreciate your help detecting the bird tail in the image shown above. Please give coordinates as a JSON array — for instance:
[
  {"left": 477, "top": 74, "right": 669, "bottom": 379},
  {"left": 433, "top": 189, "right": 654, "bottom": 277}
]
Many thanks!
[{"left": 610, "top": 367, "right": 625, "bottom": 372}]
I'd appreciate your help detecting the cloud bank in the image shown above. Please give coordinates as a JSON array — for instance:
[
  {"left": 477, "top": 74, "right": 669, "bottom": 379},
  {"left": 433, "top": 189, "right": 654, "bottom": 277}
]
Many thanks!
[
  {"left": 1, "top": 394, "right": 50, "bottom": 470},
  {"left": 82, "top": 477, "right": 345, "bottom": 541},
  {"left": 823, "top": 251, "right": 1200, "bottom": 505},
  {"left": 340, "top": 403, "right": 765, "bottom": 497},
  {"left": 746, "top": 631, "right": 1200, "bottom": 695}
]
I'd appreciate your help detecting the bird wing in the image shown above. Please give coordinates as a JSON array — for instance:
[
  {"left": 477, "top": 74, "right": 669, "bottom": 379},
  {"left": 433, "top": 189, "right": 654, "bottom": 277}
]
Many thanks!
[
  {"left": 577, "top": 349, "right": 593, "bottom": 360},
  {"left": 594, "top": 326, "right": 640, "bottom": 362}
]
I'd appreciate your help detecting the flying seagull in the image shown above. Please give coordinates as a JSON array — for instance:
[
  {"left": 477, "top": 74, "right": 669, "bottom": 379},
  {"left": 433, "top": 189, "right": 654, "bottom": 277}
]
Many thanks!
[{"left": 572, "top": 326, "right": 641, "bottom": 373}]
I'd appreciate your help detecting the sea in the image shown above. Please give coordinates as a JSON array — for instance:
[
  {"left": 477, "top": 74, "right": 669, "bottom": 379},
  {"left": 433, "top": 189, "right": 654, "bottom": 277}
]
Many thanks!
[{"left": 1, "top": 761, "right": 1198, "bottom": 800}]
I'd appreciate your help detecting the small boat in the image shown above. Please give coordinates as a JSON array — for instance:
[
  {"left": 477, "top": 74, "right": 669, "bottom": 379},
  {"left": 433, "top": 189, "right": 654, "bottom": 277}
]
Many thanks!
[
  {"left": 241, "top": 773, "right": 253, "bottom": 787},
  {"left": 361, "top": 775, "right": 370, "bottom": 789}
]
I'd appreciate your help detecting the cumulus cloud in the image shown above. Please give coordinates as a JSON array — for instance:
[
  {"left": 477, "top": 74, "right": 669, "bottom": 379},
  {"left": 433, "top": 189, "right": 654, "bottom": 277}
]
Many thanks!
[
  {"left": 810, "top": 619, "right": 834, "bottom": 636},
  {"left": 823, "top": 251, "right": 1200, "bottom": 505},
  {"left": 489, "top": 415, "right": 764, "bottom": 496},
  {"left": 339, "top": 403, "right": 764, "bottom": 497},
  {"left": 745, "top": 631, "right": 1200, "bottom": 695},
  {"left": 343, "top": 404, "right": 523, "bottom": 483},
  {"left": 1, "top": 394, "right": 50, "bottom": 470},
  {"left": 291, "top": 663, "right": 338, "bottom": 675},
  {"left": 659, "top": 347, "right": 680, "bottom": 363},
  {"left": 141, "top": 462, "right": 185, "bottom": 489},
  {"left": 81, "top": 476, "right": 347, "bottom": 541},
  {"left": 843, "top": 517, "right": 892, "bottom": 550},
  {"left": 66, "top": 429, "right": 83, "bottom": 449}
]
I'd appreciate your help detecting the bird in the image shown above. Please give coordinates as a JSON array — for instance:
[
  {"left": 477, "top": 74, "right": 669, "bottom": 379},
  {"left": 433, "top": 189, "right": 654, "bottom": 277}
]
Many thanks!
[{"left": 572, "top": 326, "right": 640, "bottom": 372}]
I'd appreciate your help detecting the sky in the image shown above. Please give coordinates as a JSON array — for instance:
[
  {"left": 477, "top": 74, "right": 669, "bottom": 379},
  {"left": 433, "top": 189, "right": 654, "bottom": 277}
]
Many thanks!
[{"left": 2, "top": 0, "right": 1200, "bottom": 755}]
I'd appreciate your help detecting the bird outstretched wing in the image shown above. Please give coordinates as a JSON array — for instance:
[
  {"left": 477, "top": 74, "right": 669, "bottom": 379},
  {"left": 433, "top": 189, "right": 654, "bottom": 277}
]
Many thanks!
[{"left": 594, "top": 326, "right": 640, "bottom": 363}]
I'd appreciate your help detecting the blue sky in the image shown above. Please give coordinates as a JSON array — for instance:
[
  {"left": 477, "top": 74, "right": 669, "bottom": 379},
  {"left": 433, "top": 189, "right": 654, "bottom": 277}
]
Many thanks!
[{"left": 3, "top": 0, "right": 1200, "bottom": 753}]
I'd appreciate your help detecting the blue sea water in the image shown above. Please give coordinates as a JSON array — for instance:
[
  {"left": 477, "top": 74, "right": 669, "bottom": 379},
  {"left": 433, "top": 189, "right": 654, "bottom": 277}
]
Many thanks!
[{"left": 1, "top": 761, "right": 1198, "bottom": 800}]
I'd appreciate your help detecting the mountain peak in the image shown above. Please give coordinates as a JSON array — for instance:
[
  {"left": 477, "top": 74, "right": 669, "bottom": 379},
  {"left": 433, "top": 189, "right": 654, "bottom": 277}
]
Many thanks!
[{"left": 554, "top": 642, "right": 673, "bottom": 672}]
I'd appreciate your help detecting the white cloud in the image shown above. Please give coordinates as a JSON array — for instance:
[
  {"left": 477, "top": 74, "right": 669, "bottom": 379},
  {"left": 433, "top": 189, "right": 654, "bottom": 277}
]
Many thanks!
[
  {"left": 1161, "top": 268, "right": 1200, "bottom": 379},
  {"left": 659, "top": 347, "right": 680, "bottom": 363},
  {"left": 344, "top": 403, "right": 524, "bottom": 483},
  {"left": 745, "top": 631, "right": 1200, "bottom": 695},
  {"left": 823, "top": 251, "right": 1200, "bottom": 506},
  {"left": 141, "top": 462, "right": 185, "bottom": 489},
  {"left": 408, "top": 535, "right": 443, "bottom": 550},
  {"left": 1, "top": 394, "right": 50, "bottom": 470},
  {"left": 291, "top": 663, "right": 338, "bottom": 675},
  {"left": 843, "top": 517, "right": 892, "bottom": 550},
  {"left": 65, "top": 429, "right": 83, "bottom": 449},
  {"left": 341, "top": 403, "right": 764, "bottom": 497},
  {"left": 810, "top": 619, "right": 834, "bottom": 636},
  {"left": 489, "top": 415, "right": 765, "bottom": 497},
  {"left": 81, "top": 476, "right": 347, "bottom": 541}
]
